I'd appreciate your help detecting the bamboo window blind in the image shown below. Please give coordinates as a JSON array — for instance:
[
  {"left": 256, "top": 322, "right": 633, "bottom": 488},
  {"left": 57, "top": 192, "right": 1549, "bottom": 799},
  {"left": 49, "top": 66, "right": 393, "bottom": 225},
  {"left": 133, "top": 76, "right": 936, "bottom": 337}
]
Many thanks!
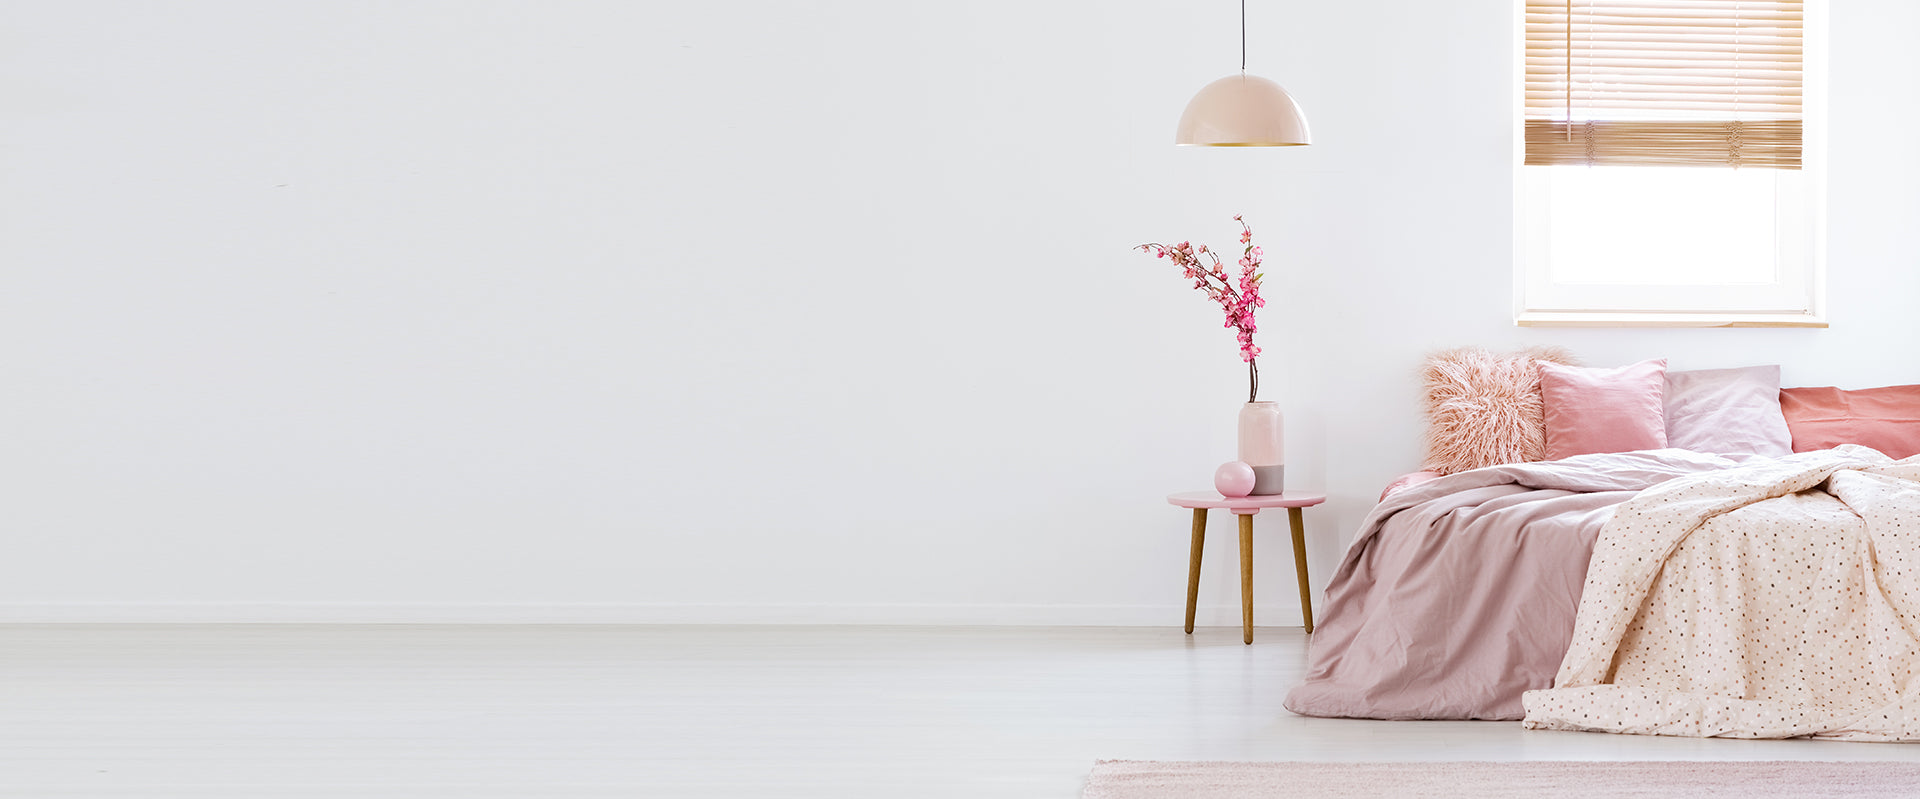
[{"left": 1524, "top": 0, "right": 1803, "bottom": 169}]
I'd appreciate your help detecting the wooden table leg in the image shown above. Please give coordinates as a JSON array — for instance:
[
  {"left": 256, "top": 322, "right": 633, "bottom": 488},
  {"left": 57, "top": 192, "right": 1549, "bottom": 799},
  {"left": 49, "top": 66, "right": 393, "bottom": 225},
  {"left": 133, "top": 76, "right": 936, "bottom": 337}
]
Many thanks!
[
  {"left": 1288, "top": 507, "right": 1314, "bottom": 634},
  {"left": 1184, "top": 509, "right": 1206, "bottom": 634},
  {"left": 1238, "top": 512, "right": 1255, "bottom": 645}
]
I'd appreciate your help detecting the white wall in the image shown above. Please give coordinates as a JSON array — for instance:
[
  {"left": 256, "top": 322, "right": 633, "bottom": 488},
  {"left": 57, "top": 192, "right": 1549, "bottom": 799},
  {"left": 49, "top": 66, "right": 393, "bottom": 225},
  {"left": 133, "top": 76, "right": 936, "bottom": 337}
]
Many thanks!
[{"left": 2, "top": 1, "right": 1914, "bottom": 624}]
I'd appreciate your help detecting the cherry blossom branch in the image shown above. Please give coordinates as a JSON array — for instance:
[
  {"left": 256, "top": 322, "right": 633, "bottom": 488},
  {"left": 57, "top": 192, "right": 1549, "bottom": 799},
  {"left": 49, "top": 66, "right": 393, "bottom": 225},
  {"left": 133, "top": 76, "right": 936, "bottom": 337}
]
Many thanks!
[{"left": 1138, "top": 216, "right": 1269, "bottom": 402}]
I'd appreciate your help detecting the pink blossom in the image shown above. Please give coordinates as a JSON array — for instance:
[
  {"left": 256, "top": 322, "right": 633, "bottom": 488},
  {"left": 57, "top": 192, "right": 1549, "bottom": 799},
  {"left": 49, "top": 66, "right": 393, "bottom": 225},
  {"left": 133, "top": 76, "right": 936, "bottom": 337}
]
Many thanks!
[{"left": 1137, "top": 215, "right": 1272, "bottom": 380}]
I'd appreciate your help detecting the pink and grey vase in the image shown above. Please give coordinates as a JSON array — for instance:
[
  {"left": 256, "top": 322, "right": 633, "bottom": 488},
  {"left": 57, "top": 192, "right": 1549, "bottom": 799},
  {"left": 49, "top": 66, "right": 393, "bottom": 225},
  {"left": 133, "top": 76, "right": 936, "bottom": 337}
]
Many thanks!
[{"left": 1237, "top": 401, "right": 1285, "bottom": 495}]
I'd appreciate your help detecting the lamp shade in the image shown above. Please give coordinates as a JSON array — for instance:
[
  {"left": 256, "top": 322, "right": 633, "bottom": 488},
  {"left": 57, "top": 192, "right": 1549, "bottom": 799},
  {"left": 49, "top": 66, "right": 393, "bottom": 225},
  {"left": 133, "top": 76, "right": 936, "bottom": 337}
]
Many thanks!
[{"left": 1175, "top": 73, "right": 1311, "bottom": 147}]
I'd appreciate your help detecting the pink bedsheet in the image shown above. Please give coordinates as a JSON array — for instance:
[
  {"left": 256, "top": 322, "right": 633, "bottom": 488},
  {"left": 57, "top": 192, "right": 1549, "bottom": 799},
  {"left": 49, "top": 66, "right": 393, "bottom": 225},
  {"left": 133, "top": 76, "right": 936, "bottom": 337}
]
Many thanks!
[{"left": 1284, "top": 449, "right": 1751, "bottom": 720}]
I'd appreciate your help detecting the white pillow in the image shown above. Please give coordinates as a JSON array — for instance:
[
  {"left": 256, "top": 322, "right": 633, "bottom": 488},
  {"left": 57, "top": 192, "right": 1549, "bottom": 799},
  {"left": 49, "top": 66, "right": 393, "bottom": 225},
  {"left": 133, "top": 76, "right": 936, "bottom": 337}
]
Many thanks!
[{"left": 1663, "top": 366, "right": 1793, "bottom": 457}]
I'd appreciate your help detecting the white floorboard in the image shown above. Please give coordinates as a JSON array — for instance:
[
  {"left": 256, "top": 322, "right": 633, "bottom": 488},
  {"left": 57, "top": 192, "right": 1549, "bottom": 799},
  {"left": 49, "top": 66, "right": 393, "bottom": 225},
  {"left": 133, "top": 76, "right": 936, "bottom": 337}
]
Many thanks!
[{"left": 0, "top": 624, "right": 1913, "bottom": 797}]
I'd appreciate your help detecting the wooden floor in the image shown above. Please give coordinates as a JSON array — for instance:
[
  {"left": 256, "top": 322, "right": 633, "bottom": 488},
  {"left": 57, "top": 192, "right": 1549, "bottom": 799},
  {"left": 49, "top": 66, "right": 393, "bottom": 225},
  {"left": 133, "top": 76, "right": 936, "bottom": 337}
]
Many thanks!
[{"left": 0, "top": 624, "right": 1915, "bottom": 797}]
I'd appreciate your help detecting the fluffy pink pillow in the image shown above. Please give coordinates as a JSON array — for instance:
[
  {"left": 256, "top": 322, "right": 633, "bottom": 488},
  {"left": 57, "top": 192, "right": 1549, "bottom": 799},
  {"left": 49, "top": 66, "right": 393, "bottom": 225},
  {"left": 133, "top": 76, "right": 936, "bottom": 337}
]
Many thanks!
[
  {"left": 1779, "top": 384, "right": 1920, "bottom": 459},
  {"left": 1421, "top": 347, "right": 1577, "bottom": 474},
  {"left": 1539, "top": 359, "right": 1669, "bottom": 460}
]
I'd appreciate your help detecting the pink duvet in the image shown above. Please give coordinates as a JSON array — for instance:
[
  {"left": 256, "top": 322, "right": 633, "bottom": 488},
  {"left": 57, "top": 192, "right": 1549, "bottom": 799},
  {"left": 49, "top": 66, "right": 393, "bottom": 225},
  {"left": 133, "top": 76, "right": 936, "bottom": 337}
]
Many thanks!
[{"left": 1283, "top": 449, "right": 1752, "bottom": 720}]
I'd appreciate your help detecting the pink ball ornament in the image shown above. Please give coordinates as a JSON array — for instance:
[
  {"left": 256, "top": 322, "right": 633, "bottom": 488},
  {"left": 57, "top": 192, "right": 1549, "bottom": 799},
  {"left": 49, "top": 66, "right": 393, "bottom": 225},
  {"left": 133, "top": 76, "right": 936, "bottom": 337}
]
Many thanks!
[{"left": 1213, "top": 461, "right": 1257, "bottom": 497}]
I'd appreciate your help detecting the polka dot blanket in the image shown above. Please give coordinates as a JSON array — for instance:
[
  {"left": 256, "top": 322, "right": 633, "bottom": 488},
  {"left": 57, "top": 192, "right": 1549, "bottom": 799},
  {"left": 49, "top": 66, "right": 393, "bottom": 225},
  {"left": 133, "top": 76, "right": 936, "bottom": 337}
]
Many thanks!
[{"left": 1522, "top": 445, "right": 1920, "bottom": 740}]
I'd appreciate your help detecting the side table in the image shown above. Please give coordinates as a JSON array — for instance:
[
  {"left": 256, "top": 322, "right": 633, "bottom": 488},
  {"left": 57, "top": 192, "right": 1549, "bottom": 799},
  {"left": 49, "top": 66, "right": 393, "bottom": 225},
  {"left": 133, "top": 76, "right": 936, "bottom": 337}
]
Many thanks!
[{"left": 1166, "top": 490, "right": 1326, "bottom": 644}]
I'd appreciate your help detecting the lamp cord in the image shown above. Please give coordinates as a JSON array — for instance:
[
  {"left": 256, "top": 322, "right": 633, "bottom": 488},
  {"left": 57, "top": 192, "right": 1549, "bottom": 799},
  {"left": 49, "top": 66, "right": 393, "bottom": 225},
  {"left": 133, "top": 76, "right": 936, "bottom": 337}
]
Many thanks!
[{"left": 1241, "top": 0, "right": 1247, "bottom": 72}]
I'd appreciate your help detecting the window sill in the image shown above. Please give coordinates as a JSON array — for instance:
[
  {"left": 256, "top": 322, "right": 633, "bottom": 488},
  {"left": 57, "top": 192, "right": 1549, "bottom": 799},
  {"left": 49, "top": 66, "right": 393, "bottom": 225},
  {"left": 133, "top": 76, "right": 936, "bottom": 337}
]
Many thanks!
[{"left": 1515, "top": 311, "right": 1828, "bottom": 328}]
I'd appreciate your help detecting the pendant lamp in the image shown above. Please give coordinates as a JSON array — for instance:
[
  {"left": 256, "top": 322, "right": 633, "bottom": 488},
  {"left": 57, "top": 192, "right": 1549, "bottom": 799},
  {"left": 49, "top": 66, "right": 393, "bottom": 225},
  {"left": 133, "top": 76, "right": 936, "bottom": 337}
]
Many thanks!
[{"left": 1175, "top": 1, "right": 1311, "bottom": 147}]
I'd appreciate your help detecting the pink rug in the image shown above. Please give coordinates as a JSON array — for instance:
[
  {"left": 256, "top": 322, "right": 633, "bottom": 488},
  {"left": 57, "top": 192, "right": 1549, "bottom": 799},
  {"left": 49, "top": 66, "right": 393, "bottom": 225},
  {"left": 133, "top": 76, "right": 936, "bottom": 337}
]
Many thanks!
[{"left": 1084, "top": 760, "right": 1920, "bottom": 798}]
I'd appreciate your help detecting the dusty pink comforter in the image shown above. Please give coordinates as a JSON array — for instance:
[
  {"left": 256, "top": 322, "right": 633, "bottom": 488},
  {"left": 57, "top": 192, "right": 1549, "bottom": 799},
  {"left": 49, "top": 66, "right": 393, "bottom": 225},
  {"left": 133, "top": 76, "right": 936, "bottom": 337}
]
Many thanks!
[{"left": 1283, "top": 449, "right": 1752, "bottom": 721}]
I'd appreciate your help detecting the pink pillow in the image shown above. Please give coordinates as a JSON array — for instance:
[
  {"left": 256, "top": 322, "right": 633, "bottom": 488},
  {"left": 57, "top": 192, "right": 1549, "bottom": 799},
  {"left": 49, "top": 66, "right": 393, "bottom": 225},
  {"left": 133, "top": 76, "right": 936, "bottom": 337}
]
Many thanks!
[
  {"left": 1380, "top": 471, "right": 1443, "bottom": 501},
  {"left": 1539, "top": 359, "right": 1669, "bottom": 460},
  {"left": 1420, "top": 346, "right": 1577, "bottom": 474},
  {"left": 1779, "top": 384, "right": 1920, "bottom": 459}
]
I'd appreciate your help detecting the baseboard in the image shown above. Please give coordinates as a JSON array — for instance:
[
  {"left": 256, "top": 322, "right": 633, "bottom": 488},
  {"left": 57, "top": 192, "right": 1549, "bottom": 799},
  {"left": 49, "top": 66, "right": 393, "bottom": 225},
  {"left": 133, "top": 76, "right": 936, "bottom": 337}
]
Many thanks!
[
  {"left": 600, "top": 603, "right": 1310, "bottom": 626},
  {"left": 0, "top": 601, "right": 1309, "bottom": 627}
]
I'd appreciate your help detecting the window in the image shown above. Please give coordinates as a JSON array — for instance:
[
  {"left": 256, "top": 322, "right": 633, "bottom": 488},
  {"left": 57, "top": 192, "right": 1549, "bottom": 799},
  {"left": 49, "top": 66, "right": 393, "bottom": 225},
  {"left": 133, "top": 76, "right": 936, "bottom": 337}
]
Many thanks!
[{"left": 1515, "top": 0, "right": 1824, "bottom": 327}]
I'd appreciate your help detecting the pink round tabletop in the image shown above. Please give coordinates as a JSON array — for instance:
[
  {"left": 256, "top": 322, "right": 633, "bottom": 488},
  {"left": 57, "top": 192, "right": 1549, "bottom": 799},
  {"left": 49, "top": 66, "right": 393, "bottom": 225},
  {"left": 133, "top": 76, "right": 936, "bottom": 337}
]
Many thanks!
[{"left": 1167, "top": 490, "right": 1327, "bottom": 514}]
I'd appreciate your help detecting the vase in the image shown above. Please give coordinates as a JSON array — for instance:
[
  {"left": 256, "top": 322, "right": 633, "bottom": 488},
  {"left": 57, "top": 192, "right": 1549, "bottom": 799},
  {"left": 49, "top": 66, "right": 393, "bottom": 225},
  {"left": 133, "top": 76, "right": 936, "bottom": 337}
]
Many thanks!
[{"left": 1237, "top": 401, "right": 1285, "bottom": 496}]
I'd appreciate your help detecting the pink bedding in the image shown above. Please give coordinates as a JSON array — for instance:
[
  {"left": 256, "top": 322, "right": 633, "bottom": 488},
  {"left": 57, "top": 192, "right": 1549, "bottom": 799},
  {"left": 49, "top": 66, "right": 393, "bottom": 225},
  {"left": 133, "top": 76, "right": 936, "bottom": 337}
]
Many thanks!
[{"left": 1284, "top": 449, "right": 1753, "bottom": 720}]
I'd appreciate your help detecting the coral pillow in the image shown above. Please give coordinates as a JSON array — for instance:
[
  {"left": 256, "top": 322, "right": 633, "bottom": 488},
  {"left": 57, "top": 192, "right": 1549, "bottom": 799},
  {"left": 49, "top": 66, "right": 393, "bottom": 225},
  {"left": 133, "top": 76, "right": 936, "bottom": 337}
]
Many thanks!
[
  {"left": 1663, "top": 365, "right": 1793, "bottom": 457},
  {"left": 1539, "top": 359, "right": 1669, "bottom": 460},
  {"left": 1778, "top": 384, "right": 1920, "bottom": 459},
  {"left": 1421, "top": 346, "right": 1576, "bottom": 474}
]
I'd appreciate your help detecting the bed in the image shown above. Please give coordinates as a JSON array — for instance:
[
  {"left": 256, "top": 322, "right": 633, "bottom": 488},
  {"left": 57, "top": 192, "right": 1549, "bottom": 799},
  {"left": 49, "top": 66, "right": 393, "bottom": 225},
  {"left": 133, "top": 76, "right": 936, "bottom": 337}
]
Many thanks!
[{"left": 1281, "top": 351, "right": 1920, "bottom": 740}]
